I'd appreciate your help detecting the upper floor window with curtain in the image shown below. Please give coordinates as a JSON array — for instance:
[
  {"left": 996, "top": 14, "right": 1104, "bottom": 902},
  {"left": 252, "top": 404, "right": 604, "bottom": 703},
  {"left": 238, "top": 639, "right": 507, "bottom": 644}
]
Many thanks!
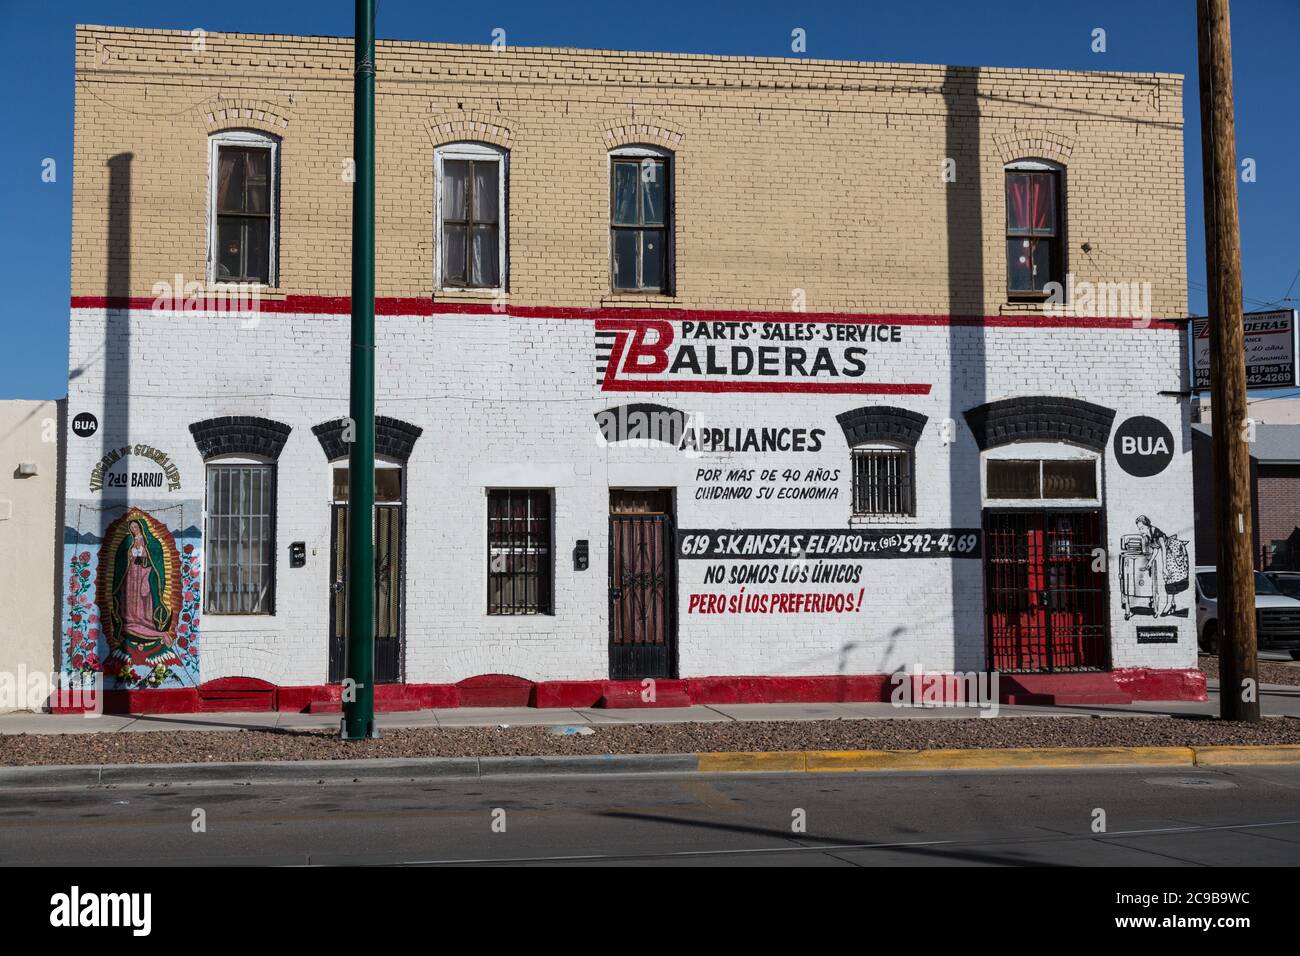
[
  {"left": 209, "top": 130, "right": 278, "bottom": 285},
  {"left": 437, "top": 143, "right": 506, "bottom": 290},
  {"left": 1005, "top": 160, "right": 1062, "bottom": 297}
]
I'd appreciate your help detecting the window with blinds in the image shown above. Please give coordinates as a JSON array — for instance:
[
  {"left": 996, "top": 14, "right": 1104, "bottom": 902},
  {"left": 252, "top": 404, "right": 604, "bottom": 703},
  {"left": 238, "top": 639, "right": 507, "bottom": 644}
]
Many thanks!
[
  {"left": 487, "top": 489, "right": 552, "bottom": 615},
  {"left": 204, "top": 464, "right": 275, "bottom": 614},
  {"left": 851, "top": 447, "right": 916, "bottom": 516}
]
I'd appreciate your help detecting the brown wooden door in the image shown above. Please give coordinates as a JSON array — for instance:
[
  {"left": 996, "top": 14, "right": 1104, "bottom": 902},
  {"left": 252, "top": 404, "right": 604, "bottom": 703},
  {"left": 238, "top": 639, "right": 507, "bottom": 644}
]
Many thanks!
[{"left": 609, "top": 490, "right": 676, "bottom": 679}]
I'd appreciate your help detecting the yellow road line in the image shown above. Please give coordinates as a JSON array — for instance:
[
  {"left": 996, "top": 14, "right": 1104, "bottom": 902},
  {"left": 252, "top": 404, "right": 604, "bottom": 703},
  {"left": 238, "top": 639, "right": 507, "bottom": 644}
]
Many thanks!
[
  {"left": 1193, "top": 744, "right": 1300, "bottom": 766},
  {"left": 697, "top": 751, "right": 807, "bottom": 773},
  {"left": 692, "top": 745, "right": 1300, "bottom": 773}
]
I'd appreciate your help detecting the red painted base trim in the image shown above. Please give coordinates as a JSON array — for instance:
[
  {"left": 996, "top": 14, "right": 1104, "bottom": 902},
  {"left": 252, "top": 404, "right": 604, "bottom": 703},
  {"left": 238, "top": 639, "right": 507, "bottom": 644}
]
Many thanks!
[
  {"left": 47, "top": 669, "right": 1208, "bottom": 714},
  {"left": 457, "top": 674, "right": 533, "bottom": 708},
  {"left": 69, "top": 295, "right": 1185, "bottom": 331},
  {"left": 276, "top": 683, "right": 459, "bottom": 713},
  {"left": 599, "top": 680, "right": 691, "bottom": 708},
  {"left": 690, "top": 675, "right": 896, "bottom": 704},
  {"left": 198, "top": 676, "right": 277, "bottom": 712},
  {"left": 51, "top": 688, "right": 201, "bottom": 715},
  {"left": 532, "top": 681, "right": 605, "bottom": 709},
  {"left": 1114, "top": 666, "right": 1208, "bottom": 702}
]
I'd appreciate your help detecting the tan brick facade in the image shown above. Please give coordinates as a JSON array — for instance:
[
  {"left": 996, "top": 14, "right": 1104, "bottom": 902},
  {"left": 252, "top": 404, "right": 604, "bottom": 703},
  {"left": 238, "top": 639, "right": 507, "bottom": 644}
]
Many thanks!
[
  {"left": 73, "top": 24, "right": 1186, "bottom": 317},
  {"left": 61, "top": 25, "right": 1203, "bottom": 705}
]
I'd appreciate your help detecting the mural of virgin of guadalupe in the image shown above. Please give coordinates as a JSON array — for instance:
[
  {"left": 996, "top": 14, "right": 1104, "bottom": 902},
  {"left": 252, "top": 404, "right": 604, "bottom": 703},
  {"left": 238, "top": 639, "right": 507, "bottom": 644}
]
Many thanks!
[{"left": 100, "top": 509, "right": 183, "bottom": 670}]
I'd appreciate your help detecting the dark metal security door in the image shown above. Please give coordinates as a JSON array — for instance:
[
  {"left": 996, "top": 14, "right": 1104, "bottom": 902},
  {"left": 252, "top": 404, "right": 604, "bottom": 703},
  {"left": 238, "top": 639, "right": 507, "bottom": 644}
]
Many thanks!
[
  {"left": 328, "top": 502, "right": 403, "bottom": 684},
  {"left": 609, "top": 490, "right": 677, "bottom": 679},
  {"left": 984, "top": 510, "right": 1108, "bottom": 672}
]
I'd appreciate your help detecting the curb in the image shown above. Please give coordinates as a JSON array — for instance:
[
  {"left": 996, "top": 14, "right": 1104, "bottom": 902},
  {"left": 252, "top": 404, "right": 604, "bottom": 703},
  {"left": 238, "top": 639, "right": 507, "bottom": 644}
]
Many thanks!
[
  {"left": 701, "top": 746, "right": 1198, "bottom": 773},
  {"left": 1, "top": 744, "right": 1298, "bottom": 790},
  {"left": 0, "top": 753, "right": 702, "bottom": 789},
  {"left": 699, "top": 744, "right": 1300, "bottom": 773}
]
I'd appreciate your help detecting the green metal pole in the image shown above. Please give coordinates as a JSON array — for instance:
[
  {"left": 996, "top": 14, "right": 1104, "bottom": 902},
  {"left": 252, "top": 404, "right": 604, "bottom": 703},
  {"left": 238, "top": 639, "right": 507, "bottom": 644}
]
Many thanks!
[{"left": 342, "top": 0, "right": 377, "bottom": 740}]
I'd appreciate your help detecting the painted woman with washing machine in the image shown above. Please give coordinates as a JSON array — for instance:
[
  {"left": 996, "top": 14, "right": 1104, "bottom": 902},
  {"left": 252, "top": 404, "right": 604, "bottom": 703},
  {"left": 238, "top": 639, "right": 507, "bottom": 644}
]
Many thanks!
[{"left": 1135, "top": 515, "right": 1176, "bottom": 617}]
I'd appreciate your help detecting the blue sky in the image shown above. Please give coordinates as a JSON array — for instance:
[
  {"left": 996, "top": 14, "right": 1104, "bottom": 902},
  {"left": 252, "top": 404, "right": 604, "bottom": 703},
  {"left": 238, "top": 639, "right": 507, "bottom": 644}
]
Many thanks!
[{"left": 1, "top": 0, "right": 1297, "bottom": 399}]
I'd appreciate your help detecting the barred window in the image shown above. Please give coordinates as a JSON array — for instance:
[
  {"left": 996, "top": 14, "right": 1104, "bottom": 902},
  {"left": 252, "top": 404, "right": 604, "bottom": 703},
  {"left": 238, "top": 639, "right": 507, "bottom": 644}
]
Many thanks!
[
  {"left": 205, "top": 463, "right": 275, "bottom": 614},
  {"left": 851, "top": 447, "right": 915, "bottom": 516},
  {"left": 487, "top": 489, "right": 552, "bottom": 615}
]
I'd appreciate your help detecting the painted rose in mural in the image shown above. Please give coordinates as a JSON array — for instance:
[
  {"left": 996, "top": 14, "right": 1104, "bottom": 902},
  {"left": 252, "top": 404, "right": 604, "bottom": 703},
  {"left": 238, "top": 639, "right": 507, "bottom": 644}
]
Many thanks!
[{"left": 98, "top": 509, "right": 183, "bottom": 671}]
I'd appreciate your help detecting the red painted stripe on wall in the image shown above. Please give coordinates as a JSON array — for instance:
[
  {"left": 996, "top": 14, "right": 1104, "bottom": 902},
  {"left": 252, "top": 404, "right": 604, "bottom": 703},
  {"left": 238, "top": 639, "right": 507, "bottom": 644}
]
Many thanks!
[
  {"left": 600, "top": 378, "right": 933, "bottom": 395},
  {"left": 69, "top": 295, "right": 1187, "bottom": 331}
]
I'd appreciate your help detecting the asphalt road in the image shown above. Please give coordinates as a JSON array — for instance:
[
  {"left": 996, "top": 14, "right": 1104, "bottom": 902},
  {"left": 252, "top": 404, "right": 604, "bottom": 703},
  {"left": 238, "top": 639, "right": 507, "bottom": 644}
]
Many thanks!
[{"left": 3, "top": 764, "right": 1299, "bottom": 866}]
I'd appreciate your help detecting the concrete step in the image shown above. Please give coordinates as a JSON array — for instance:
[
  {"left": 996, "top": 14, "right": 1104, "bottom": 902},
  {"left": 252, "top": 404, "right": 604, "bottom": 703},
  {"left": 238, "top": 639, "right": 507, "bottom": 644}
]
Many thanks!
[
  {"left": 198, "top": 690, "right": 275, "bottom": 713},
  {"left": 305, "top": 695, "right": 427, "bottom": 714},
  {"left": 1052, "top": 692, "right": 1134, "bottom": 706},
  {"left": 1004, "top": 692, "right": 1133, "bottom": 706},
  {"left": 598, "top": 680, "right": 691, "bottom": 708},
  {"left": 375, "top": 697, "right": 426, "bottom": 713}
]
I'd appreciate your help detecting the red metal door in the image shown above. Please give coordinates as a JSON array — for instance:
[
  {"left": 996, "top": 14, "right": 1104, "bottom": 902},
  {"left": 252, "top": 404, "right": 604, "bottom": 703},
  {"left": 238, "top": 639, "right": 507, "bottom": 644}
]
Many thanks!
[{"left": 984, "top": 510, "right": 1109, "bottom": 672}]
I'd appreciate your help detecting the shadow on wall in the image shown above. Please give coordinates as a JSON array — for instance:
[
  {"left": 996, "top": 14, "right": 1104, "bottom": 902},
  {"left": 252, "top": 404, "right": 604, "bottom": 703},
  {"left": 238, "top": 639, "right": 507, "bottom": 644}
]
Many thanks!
[
  {"left": 943, "top": 66, "right": 986, "bottom": 673},
  {"left": 1191, "top": 426, "right": 1264, "bottom": 569},
  {"left": 53, "top": 154, "right": 133, "bottom": 700},
  {"left": 104, "top": 152, "right": 132, "bottom": 474},
  {"left": 47, "top": 399, "right": 67, "bottom": 707}
]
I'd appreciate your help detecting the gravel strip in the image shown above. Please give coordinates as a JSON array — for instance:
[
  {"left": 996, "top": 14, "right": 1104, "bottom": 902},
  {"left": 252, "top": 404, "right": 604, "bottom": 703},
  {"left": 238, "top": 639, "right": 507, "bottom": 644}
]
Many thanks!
[
  {"left": 2, "top": 716, "right": 1299, "bottom": 767},
  {"left": 1198, "top": 654, "right": 1300, "bottom": 687}
]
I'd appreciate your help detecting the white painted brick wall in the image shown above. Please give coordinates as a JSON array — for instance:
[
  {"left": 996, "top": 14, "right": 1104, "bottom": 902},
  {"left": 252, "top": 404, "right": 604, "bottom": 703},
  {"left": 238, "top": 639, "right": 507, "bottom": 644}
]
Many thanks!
[{"left": 63, "top": 306, "right": 1197, "bottom": 685}]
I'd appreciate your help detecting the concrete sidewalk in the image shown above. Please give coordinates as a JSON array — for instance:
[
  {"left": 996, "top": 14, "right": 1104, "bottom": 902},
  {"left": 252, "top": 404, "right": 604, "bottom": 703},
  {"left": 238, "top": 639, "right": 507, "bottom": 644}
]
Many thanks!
[{"left": 1, "top": 680, "right": 1297, "bottom": 735}]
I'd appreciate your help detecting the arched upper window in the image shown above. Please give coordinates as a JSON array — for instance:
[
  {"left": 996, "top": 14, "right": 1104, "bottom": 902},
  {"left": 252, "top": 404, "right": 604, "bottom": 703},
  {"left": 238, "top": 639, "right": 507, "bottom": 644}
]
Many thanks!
[
  {"left": 208, "top": 129, "right": 280, "bottom": 286},
  {"left": 963, "top": 395, "right": 1114, "bottom": 505},
  {"left": 1004, "top": 159, "right": 1064, "bottom": 298},
  {"left": 609, "top": 145, "right": 673, "bottom": 294},
  {"left": 435, "top": 142, "right": 507, "bottom": 292}
]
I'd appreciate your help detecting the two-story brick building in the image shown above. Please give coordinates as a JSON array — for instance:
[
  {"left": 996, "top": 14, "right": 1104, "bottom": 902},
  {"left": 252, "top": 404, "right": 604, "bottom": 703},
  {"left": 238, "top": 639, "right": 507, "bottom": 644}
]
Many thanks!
[{"left": 59, "top": 25, "right": 1203, "bottom": 712}]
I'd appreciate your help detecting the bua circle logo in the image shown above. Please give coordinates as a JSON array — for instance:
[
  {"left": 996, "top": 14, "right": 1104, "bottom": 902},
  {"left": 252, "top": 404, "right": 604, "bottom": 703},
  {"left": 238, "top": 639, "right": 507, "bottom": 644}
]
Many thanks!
[
  {"left": 1113, "top": 415, "right": 1174, "bottom": 477},
  {"left": 71, "top": 412, "right": 98, "bottom": 438}
]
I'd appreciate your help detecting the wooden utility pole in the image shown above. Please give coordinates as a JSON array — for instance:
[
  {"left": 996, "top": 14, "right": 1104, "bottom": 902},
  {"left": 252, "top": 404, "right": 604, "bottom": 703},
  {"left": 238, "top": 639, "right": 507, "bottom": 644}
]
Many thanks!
[{"left": 1196, "top": 0, "right": 1259, "bottom": 721}]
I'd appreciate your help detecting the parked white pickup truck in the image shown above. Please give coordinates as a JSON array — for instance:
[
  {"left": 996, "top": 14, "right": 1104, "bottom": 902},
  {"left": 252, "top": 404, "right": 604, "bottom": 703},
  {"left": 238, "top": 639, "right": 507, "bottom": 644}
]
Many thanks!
[{"left": 1195, "top": 566, "right": 1300, "bottom": 652}]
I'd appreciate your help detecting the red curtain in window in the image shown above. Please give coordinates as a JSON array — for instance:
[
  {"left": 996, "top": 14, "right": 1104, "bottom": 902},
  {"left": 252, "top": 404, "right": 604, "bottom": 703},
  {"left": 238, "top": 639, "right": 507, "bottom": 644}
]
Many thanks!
[{"left": 1007, "top": 173, "right": 1050, "bottom": 231}]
